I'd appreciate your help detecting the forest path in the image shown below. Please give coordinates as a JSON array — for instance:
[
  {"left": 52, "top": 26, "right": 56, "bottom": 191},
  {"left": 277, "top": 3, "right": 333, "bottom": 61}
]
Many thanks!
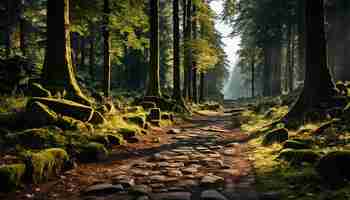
[{"left": 12, "top": 106, "right": 258, "bottom": 200}]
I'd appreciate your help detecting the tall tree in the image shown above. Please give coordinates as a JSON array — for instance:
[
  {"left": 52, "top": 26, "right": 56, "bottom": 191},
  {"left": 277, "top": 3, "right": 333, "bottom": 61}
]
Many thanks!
[
  {"left": 183, "top": 0, "right": 193, "bottom": 100},
  {"left": 103, "top": 0, "right": 111, "bottom": 97},
  {"left": 42, "top": 0, "right": 90, "bottom": 105},
  {"left": 192, "top": 3, "right": 198, "bottom": 103},
  {"left": 147, "top": 0, "right": 161, "bottom": 97},
  {"left": 173, "top": 0, "right": 182, "bottom": 100},
  {"left": 284, "top": 0, "right": 337, "bottom": 120}
]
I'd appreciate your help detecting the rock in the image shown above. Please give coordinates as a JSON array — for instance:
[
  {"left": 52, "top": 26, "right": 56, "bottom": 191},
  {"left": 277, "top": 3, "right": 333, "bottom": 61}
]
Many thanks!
[
  {"left": 151, "top": 192, "right": 192, "bottom": 200},
  {"left": 140, "top": 101, "right": 157, "bottom": 110},
  {"left": 24, "top": 148, "right": 69, "bottom": 183},
  {"left": 8, "top": 128, "right": 66, "bottom": 149},
  {"left": 200, "top": 174, "right": 225, "bottom": 187},
  {"left": 148, "top": 108, "right": 161, "bottom": 121},
  {"left": 167, "top": 128, "right": 181, "bottom": 135},
  {"left": 282, "top": 139, "right": 312, "bottom": 150},
  {"left": 136, "top": 196, "right": 150, "bottom": 200},
  {"left": 118, "top": 128, "right": 137, "bottom": 139},
  {"left": 25, "top": 101, "right": 58, "bottom": 127},
  {"left": 182, "top": 167, "right": 198, "bottom": 174},
  {"left": 126, "top": 114, "right": 146, "bottom": 128},
  {"left": 200, "top": 190, "right": 228, "bottom": 200},
  {"left": 150, "top": 175, "right": 168, "bottom": 182},
  {"left": 167, "top": 169, "right": 183, "bottom": 177},
  {"left": 30, "top": 83, "right": 51, "bottom": 97},
  {"left": 259, "top": 192, "right": 281, "bottom": 200},
  {"left": 201, "top": 158, "right": 224, "bottom": 168},
  {"left": 161, "top": 113, "right": 173, "bottom": 121},
  {"left": 150, "top": 153, "right": 171, "bottom": 161},
  {"left": 223, "top": 149, "right": 237, "bottom": 156},
  {"left": 132, "top": 169, "right": 150, "bottom": 176},
  {"left": 0, "top": 164, "right": 26, "bottom": 192},
  {"left": 316, "top": 150, "right": 350, "bottom": 184},
  {"left": 262, "top": 128, "right": 289, "bottom": 145},
  {"left": 83, "top": 183, "right": 124, "bottom": 196},
  {"left": 277, "top": 149, "right": 321, "bottom": 164},
  {"left": 112, "top": 177, "right": 135, "bottom": 188},
  {"left": 129, "top": 185, "right": 152, "bottom": 196},
  {"left": 27, "top": 97, "right": 93, "bottom": 122},
  {"left": 77, "top": 142, "right": 109, "bottom": 163}
]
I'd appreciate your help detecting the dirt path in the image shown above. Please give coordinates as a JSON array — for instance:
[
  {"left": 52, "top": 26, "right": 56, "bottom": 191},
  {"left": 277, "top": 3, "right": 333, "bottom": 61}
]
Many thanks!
[{"left": 6, "top": 110, "right": 258, "bottom": 200}]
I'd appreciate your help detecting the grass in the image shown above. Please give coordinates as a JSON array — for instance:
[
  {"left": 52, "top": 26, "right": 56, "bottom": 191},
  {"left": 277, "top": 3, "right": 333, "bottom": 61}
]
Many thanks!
[{"left": 243, "top": 104, "right": 350, "bottom": 200}]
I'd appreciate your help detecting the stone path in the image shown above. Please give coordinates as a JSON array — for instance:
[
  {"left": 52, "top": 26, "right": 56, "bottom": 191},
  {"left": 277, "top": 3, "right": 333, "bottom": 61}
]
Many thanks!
[{"left": 8, "top": 110, "right": 258, "bottom": 200}]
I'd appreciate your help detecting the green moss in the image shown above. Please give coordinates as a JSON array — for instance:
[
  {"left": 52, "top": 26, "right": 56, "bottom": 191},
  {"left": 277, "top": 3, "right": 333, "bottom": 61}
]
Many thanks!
[
  {"left": 262, "top": 128, "right": 289, "bottom": 145},
  {"left": 24, "top": 148, "right": 69, "bottom": 183},
  {"left": 277, "top": 149, "right": 322, "bottom": 164},
  {"left": 8, "top": 128, "right": 66, "bottom": 149},
  {"left": 283, "top": 140, "right": 312, "bottom": 150},
  {"left": 118, "top": 127, "right": 138, "bottom": 139},
  {"left": 0, "top": 164, "right": 26, "bottom": 192},
  {"left": 0, "top": 96, "right": 28, "bottom": 113},
  {"left": 77, "top": 142, "right": 109, "bottom": 163},
  {"left": 125, "top": 113, "right": 146, "bottom": 128},
  {"left": 56, "top": 115, "right": 88, "bottom": 131}
]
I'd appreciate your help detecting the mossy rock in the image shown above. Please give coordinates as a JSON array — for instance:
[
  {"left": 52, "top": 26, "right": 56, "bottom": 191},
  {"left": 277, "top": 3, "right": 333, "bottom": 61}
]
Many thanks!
[
  {"left": 56, "top": 116, "right": 88, "bottom": 131},
  {"left": 25, "top": 101, "right": 58, "bottom": 127},
  {"left": 7, "top": 128, "right": 66, "bottom": 149},
  {"left": 316, "top": 150, "right": 350, "bottom": 184},
  {"left": 24, "top": 148, "right": 69, "bottom": 183},
  {"left": 125, "top": 114, "right": 146, "bottom": 128},
  {"left": 0, "top": 164, "right": 26, "bottom": 192},
  {"left": 161, "top": 113, "right": 174, "bottom": 121},
  {"left": 27, "top": 97, "right": 93, "bottom": 122},
  {"left": 140, "top": 101, "right": 156, "bottom": 110},
  {"left": 29, "top": 83, "right": 51, "bottom": 97},
  {"left": 282, "top": 139, "right": 312, "bottom": 150},
  {"left": 118, "top": 128, "right": 137, "bottom": 139},
  {"left": 262, "top": 128, "right": 289, "bottom": 145},
  {"left": 77, "top": 142, "right": 109, "bottom": 163},
  {"left": 125, "top": 106, "right": 144, "bottom": 113},
  {"left": 277, "top": 149, "right": 321, "bottom": 164},
  {"left": 106, "top": 134, "right": 124, "bottom": 146},
  {"left": 148, "top": 108, "right": 161, "bottom": 121}
]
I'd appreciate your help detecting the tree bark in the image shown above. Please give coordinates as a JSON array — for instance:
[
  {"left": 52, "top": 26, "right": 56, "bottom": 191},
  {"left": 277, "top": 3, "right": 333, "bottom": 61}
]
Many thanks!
[
  {"left": 199, "top": 72, "right": 205, "bottom": 103},
  {"left": 89, "top": 24, "right": 96, "bottom": 82},
  {"left": 19, "top": 0, "right": 27, "bottom": 56},
  {"left": 289, "top": 26, "right": 295, "bottom": 92},
  {"left": 251, "top": 53, "right": 255, "bottom": 98},
  {"left": 80, "top": 37, "right": 86, "bottom": 70},
  {"left": 297, "top": 0, "right": 306, "bottom": 83},
  {"left": 263, "top": 46, "right": 272, "bottom": 96},
  {"left": 42, "top": 0, "right": 90, "bottom": 105},
  {"left": 191, "top": 3, "right": 198, "bottom": 103},
  {"left": 184, "top": 0, "right": 193, "bottom": 101},
  {"left": 284, "top": 0, "right": 337, "bottom": 121},
  {"left": 5, "top": 0, "right": 12, "bottom": 58},
  {"left": 147, "top": 0, "right": 161, "bottom": 97},
  {"left": 271, "top": 43, "right": 282, "bottom": 96},
  {"left": 103, "top": 0, "right": 111, "bottom": 97},
  {"left": 172, "top": 0, "right": 182, "bottom": 101}
]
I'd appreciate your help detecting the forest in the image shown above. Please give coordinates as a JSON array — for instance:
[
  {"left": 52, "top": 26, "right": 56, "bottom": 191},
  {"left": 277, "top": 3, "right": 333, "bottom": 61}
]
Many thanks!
[{"left": 1, "top": 0, "right": 350, "bottom": 199}]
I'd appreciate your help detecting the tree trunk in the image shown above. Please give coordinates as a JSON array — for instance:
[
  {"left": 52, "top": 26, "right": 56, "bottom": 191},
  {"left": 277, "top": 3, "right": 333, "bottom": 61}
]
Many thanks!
[
  {"left": 80, "top": 37, "right": 86, "bottom": 70},
  {"left": 199, "top": 72, "right": 205, "bottom": 103},
  {"left": 42, "top": 0, "right": 90, "bottom": 105},
  {"left": 263, "top": 46, "right": 272, "bottom": 96},
  {"left": 284, "top": 0, "right": 337, "bottom": 121},
  {"left": 271, "top": 43, "right": 282, "bottom": 96},
  {"left": 289, "top": 26, "right": 295, "bottom": 92},
  {"left": 184, "top": 0, "right": 193, "bottom": 101},
  {"left": 191, "top": 3, "right": 198, "bottom": 103},
  {"left": 297, "top": 0, "right": 306, "bottom": 83},
  {"left": 89, "top": 24, "right": 96, "bottom": 82},
  {"left": 5, "top": 0, "right": 12, "bottom": 58},
  {"left": 182, "top": 0, "right": 187, "bottom": 99},
  {"left": 286, "top": 23, "right": 292, "bottom": 92},
  {"left": 147, "top": 0, "right": 161, "bottom": 97},
  {"left": 251, "top": 54, "right": 255, "bottom": 98},
  {"left": 172, "top": 0, "right": 182, "bottom": 101},
  {"left": 103, "top": 0, "right": 111, "bottom": 97},
  {"left": 19, "top": 1, "right": 27, "bottom": 56}
]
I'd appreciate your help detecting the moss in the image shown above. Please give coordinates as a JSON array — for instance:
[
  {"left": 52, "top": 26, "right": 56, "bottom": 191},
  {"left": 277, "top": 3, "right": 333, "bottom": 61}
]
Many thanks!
[
  {"left": 0, "top": 96, "right": 28, "bottom": 113},
  {"left": 277, "top": 149, "right": 322, "bottom": 165},
  {"left": 118, "top": 127, "right": 138, "bottom": 139},
  {"left": 262, "top": 128, "right": 289, "bottom": 145},
  {"left": 125, "top": 113, "right": 146, "bottom": 128},
  {"left": 24, "top": 148, "right": 69, "bottom": 183},
  {"left": 56, "top": 115, "right": 88, "bottom": 131},
  {"left": 89, "top": 111, "right": 106, "bottom": 125},
  {"left": 77, "top": 142, "right": 109, "bottom": 163},
  {"left": 283, "top": 139, "right": 312, "bottom": 150},
  {"left": 0, "top": 164, "right": 26, "bottom": 192},
  {"left": 8, "top": 128, "right": 66, "bottom": 149}
]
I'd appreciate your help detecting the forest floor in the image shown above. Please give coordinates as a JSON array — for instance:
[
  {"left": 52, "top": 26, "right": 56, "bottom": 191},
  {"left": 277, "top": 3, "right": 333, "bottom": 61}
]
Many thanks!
[{"left": 2, "top": 108, "right": 260, "bottom": 200}]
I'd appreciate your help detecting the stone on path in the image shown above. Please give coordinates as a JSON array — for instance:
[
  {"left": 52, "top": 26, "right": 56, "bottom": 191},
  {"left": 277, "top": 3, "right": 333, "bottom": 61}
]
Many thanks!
[
  {"left": 82, "top": 183, "right": 124, "bottom": 196},
  {"left": 200, "top": 190, "right": 228, "bottom": 200},
  {"left": 223, "top": 149, "right": 237, "bottom": 156},
  {"left": 167, "top": 169, "right": 183, "bottom": 177},
  {"left": 112, "top": 177, "right": 135, "bottom": 188},
  {"left": 201, "top": 174, "right": 225, "bottom": 187},
  {"left": 151, "top": 192, "right": 192, "bottom": 200},
  {"left": 129, "top": 184, "right": 152, "bottom": 196},
  {"left": 167, "top": 128, "right": 181, "bottom": 135},
  {"left": 150, "top": 175, "right": 168, "bottom": 182}
]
